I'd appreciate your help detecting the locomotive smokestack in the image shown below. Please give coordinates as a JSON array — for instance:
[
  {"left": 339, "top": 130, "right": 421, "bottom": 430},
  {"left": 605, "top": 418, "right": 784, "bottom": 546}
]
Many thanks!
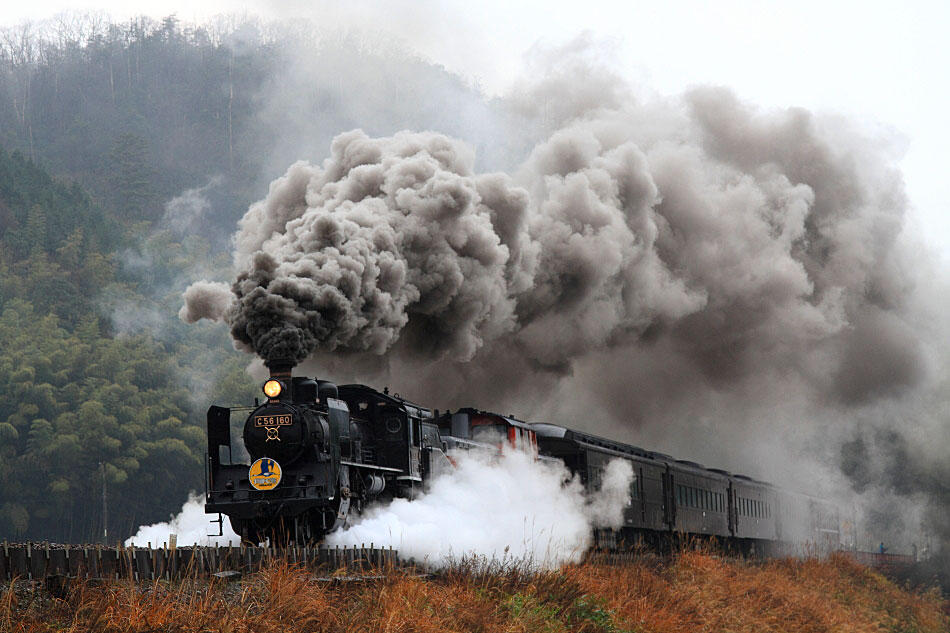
[{"left": 265, "top": 358, "right": 296, "bottom": 380}]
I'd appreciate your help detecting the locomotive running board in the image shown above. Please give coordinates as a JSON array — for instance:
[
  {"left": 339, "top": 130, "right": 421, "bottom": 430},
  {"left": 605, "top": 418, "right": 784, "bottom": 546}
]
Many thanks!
[{"left": 340, "top": 460, "right": 404, "bottom": 473}]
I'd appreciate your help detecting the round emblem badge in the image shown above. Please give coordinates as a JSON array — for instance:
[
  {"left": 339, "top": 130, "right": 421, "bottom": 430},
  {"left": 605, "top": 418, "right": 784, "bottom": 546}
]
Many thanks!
[{"left": 249, "top": 457, "right": 282, "bottom": 491}]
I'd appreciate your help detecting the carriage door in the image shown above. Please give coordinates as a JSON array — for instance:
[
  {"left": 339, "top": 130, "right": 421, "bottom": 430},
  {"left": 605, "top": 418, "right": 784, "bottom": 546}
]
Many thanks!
[
  {"left": 727, "top": 483, "right": 738, "bottom": 537},
  {"left": 661, "top": 467, "right": 676, "bottom": 530},
  {"left": 407, "top": 413, "right": 422, "bottom": 482}
]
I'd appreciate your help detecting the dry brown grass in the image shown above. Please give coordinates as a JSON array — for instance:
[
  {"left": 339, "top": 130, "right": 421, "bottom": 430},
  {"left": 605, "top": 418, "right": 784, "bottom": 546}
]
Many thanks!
[{"left": 1, "top": 551, "right": 946, "bottom": 633}]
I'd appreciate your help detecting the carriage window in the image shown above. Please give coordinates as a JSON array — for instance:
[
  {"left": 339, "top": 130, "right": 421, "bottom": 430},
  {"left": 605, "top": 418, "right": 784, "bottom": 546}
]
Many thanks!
[
  {"left": 589, "top": 466, "right": 603, "bottom": 489},
  {"left": 421, "top": 423, "right": 441, "bottom": 447}
]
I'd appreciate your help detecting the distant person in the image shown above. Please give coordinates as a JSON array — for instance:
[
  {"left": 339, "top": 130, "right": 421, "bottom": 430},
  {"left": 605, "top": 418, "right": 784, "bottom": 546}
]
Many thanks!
[{"left": 879, "top": 542, "right": 887, "bottom": 555}]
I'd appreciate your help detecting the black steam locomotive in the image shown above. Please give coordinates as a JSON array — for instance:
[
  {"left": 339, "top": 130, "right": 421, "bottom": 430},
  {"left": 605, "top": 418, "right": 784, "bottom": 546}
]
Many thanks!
[{"left": 205, "top": 361, "right": 839, "bottom": 552}]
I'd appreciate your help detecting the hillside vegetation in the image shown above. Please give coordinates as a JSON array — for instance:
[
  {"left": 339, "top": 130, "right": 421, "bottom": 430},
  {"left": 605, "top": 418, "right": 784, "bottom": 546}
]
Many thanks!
[
  {"left": 0, "top": 144, "right": 257, "bottom": 542},
  {"left": 2, "top": 553, "right": 947, "bottom": 633}
]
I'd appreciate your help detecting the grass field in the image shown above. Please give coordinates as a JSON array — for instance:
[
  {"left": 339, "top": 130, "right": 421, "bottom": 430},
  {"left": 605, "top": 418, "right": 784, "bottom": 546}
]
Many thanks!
[{"left": 2, "top": 551, "right": 947, "bottom": 632}]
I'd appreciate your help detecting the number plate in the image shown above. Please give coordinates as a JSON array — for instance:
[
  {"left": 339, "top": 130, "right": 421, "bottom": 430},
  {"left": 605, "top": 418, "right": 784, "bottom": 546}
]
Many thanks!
[{"left": 254, "top": 414, "right": 292, "bottom": 427}]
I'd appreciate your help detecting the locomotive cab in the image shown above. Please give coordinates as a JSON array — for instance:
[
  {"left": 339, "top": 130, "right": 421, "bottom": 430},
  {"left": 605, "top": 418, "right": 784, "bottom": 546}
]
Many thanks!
[{"left": 336, "top": 384, "right": 452, "bottom": 497}]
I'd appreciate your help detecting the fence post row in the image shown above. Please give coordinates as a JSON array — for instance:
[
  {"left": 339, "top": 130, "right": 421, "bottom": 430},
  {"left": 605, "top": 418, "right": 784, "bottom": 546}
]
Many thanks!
[{"left": 0, "top": 542, "right": 400, "bottom": 581}]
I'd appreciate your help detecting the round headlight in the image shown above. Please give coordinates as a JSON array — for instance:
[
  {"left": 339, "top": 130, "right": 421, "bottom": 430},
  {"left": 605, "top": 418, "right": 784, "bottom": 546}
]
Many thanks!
[{"left": 263, "top": 379, "right": 283, "bottom": 398}]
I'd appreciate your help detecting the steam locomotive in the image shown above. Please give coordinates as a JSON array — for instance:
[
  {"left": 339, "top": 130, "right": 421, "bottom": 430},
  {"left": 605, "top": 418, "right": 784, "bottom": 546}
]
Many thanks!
[{"left": 205, "top": 360, "right": 840, "bottom": 552}]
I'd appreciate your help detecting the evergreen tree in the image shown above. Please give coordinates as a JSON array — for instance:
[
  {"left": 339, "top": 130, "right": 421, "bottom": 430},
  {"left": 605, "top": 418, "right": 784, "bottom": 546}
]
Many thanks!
[{"left": 108, "top": 131, "right": 156, "bottom": 219}]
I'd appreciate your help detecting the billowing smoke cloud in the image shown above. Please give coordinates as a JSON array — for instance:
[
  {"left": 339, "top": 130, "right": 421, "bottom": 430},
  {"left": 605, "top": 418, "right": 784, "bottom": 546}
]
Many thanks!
[
  {"left": 183, "top": 41, "right": 946, "bottom": 553},
  {"left": 326, "top": 450, "right": 633, "bottom": 567},
  {"left": 179, "top": 280, "right": 233, "bottom": 324},
  {"left": 184, "top": 86, "right": 911, "bottom": 389}
]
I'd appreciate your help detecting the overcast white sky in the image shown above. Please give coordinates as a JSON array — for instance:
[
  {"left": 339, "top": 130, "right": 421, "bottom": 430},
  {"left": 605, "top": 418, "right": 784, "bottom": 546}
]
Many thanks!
[{"left": 4, "top": 0, "right": 949, "bottom": 258}]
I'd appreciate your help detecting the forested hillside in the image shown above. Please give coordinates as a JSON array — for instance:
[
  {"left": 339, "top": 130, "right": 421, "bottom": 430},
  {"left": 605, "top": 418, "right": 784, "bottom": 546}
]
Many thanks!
[{"left": 0, "top": 142, "right": 256, "bottom": 542}]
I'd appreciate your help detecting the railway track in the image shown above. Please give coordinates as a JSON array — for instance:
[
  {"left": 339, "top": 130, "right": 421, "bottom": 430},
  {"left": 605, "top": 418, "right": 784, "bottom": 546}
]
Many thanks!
[{"left": 0, "top": 541, "right": 398, "bottom": 581}]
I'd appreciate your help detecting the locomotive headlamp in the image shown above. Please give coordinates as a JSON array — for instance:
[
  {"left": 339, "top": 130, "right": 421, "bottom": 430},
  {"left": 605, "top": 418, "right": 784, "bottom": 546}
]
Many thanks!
[{"left": 263, "top": 379, "right": 284, "bottom": 399}]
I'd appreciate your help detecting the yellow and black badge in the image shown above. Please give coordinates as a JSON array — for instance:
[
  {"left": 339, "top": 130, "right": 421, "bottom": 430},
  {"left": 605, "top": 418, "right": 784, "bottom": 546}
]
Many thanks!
[{"left": 249, "top": 457, "right": 282, "bottom": 491}]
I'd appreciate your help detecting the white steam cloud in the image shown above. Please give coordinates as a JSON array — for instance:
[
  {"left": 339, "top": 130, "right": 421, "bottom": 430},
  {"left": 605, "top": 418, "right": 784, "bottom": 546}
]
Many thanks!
[
  {"left": 126, "top": 492, "right": 239, "bottom": 547},
  {"left": 586, "top": 458, "right": 636, "bottom": 529},
  {"left": 326, "top": 450, "right": 634, "bottom": 568}
]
